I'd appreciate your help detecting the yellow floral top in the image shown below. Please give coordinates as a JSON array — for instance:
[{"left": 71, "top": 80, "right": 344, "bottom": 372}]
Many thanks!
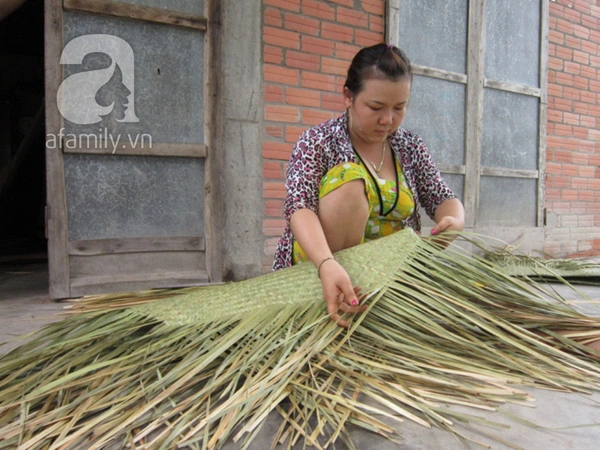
[{"left": 293, "top": 156, "right": 415, "bottom": 264}]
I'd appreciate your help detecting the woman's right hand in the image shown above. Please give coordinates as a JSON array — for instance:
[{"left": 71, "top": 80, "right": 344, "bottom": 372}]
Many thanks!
[{"left": 319, "top": 259, "right": 366, "bottom": 327}]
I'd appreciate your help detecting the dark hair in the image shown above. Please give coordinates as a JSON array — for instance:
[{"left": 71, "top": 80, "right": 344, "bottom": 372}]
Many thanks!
[{"left": 344, "top": 43, "right": 412, "bottom": 95}]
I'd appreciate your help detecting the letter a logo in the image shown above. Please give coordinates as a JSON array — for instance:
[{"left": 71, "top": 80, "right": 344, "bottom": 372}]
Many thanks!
[{"left": 57, "top": 34, "right": 139, "bottom": 125}]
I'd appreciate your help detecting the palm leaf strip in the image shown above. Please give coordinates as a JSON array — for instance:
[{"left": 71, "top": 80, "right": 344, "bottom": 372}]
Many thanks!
[{"left": 1, "top": 229, "right": 600, "bottom": 449}]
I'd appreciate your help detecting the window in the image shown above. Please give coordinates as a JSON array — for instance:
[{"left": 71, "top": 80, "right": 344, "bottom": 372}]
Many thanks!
[{"left": 388, "top": 0, "right": 547, "bottom": 229}]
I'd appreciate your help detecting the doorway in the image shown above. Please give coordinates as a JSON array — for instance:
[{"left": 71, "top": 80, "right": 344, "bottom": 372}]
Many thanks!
[{"left": 0, "top": 0, "right": 47, "bottom": 271}]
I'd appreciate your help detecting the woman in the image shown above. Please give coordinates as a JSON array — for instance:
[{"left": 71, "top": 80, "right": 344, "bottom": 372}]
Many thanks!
[{"left": 273, "top": 43, "right": 465, "bottom": 326}]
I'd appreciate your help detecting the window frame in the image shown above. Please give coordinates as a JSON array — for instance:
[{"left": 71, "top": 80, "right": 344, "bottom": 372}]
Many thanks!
[{"left": 387, "top": 0, "right": 549, "bottom": 230}]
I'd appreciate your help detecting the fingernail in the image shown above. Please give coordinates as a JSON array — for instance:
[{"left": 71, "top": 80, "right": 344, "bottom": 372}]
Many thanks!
[
  {"left": 431, "top": 229, "right": 438, "bottom": 235},
  {"left": 351, "top": 299, "right": 358, "bottom": 306}
]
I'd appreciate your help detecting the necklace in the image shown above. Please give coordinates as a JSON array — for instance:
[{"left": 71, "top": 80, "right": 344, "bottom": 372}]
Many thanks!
[{"left": 368, "top": 141, "right": 386, "bottom": 174}]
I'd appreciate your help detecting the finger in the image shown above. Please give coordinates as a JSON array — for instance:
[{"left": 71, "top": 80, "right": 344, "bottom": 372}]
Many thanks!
[
  {"left": 341, "top": 285, "right": 359, "bottom": 307},
  {"left": 338, "top": 302, "right": 364, "bottom": 314},
  {"left": 329, "top": 311, "right": 349, "bottom": 328}
]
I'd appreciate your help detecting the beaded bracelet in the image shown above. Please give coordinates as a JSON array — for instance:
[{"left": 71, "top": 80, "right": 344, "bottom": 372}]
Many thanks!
[{"left": 317, "top": 257, "right": 337, "bottom": 279}]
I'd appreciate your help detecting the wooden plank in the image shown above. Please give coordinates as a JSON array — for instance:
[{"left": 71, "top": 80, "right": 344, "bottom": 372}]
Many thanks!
[
  {"left": 203, "top": 0, "right": 222, "bottom": 283},
  {"left": 483, "top": 79, "right": 541, "bottom": 97},
  {"left": 63, "top": 0, "right": 207, "bottom": 31},
  {"left": 386, "top": 0, "right": 400, "bottom": 45},
  {"left": 62, "top": 142, "right": 207, "bottom": 158},
  {"left": 412, "top": 64, "right": 468, "bottom": 84},
  {"left": 437, "top": 164, "right": 466, "bottom": 175},
  {"left": 69, "top": 251, "right": 206, "bottom": 280},
  {"left": 69, "top": 271, "right": 210, "bottom": 297},
  {"left": 463, "top": 0, "right": 486, "bottom": 228},
  {"left": 69, "top": 236, "right": 205, "bottom": 256},
  {"left": 480, "top": 167, "right": 539, "bottom": 179},
  {"left": 538, "top": 0, "right": 550, "bottom": 228},
  {"left": 45, "top": 0, "right": 71, "bottom": 299}
]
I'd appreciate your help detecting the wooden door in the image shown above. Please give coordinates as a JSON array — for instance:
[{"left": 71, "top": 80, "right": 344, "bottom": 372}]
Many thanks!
[{"left": 45, "top": 0, "right": 215, "bottom": 297}]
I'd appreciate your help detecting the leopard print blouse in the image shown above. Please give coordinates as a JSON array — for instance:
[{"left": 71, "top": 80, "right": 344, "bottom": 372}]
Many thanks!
[{"left": 272, "top": 110, "right": 456, "bottom": 271}]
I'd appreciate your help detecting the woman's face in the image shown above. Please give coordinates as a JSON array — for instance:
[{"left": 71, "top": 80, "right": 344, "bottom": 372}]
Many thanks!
[{"left": 344, "top": 77, "right": 411, "bottom": 146}]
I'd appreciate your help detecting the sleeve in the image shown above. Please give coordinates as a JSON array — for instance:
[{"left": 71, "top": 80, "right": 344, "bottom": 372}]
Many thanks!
[
  {"left": 283, "top": 130, "right": 328, "bottom": 224},
  {"left": 410, "top": 134, "right": 457, "bottom": 220}
]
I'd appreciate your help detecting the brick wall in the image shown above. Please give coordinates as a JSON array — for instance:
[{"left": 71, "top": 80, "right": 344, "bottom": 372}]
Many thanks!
[
  {"left": 545, "top": 0, "right": 600, "bottom": 257},
  {"left": 261, "top": 0, "right": 385, "bottom": 271}
]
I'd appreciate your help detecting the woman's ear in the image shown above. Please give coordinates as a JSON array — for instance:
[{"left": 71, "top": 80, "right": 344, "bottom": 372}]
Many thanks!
[{"left": 343, "top": 87, "right": 353, "bottom": 109}]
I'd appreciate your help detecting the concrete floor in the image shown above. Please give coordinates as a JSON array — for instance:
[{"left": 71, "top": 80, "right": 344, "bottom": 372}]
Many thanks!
[{"left": 1, "top": 261, "right": 600, "bottom": 449}]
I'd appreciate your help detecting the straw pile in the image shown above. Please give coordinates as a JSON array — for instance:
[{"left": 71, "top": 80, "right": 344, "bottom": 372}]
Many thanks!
[{"left": 1, "top": 229, "right": 600, "bottom": 449}]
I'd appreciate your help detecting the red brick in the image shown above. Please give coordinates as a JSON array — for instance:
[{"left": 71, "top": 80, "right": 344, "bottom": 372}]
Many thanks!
[
  {"left": 301, "top": 108, "right": 335, "bottom": 125},
  {"left": 264, "top": 26, "right": 300, "bottom": 49},
  {"left": 263, "top": 161, "right": 283, "bottom": 179},
  {"left": 579, "top": 190, "right": 595, "bottom": 202},
  {"left": 581, "top": 90, "right": 596, "bottom": 104},
  {"left": 265, "top": 84, "right": 284, "bottom": 103},
  {"left": 264, "top": 200, "right": 284, "bottom": 217},
  {"left": 572, "top": 177, "right": 588, "bottom": 189},
  {"left": 564, "top": 61, "right": 581, "bottom": 75},
  {"left": 545, "top": 162, "right": 562, "bottom": 174},
  {"left": 579, "top": 166, "right": 596, "bottom": 177},
  {"left": 265, "top": 105, "right": 300, "bottom": 123},
  {"left": 263, "top": 219, "right": 286, "bottom": 236},
  {"left": 265, "top": 7, "right": 282, "bottom": 27},
  {"left": 555, "top": 71, "right": 574, "bottom": 86},
  {"left": 337, "top": 7, "right": 369, "bottom": 28},
  {"left": 286, "top": 50, "right": 321, "bottom": 71},
  {"left": 549, "top": 29, "right": 565, "bottom": 45},
  {"left": 563, "top": 112, "right": 580, "bottom": 125},
  {"left": 572, "top": 101, "right": 589, "bottom": 116},
  {"left": 266, "top": 125, "right": 283, "bottom": 138},
  {"left": 573, "top": 1, "right": 591, "bottom": 15},
  {"left": 301, "top": 71, "right": 337, "bottom": 91},
  {"left": 321, "top": 22, "right": 354, "bottom": 43},
  {"left": 284, "top": 13, "right": 320, "bottom": 36},
  {"left": 555, "top": 46, "right": 573, "bottom": 60},
  {"left": 265, "top": 65, "right": 299, "bottom": 86},
  {"left": 565, "top": 35, "right": 581, "bottom": 50},
  {"left": 285, "top": 125, "right": 307, "bottom": 143},
  {"left": 369, "top": 14, "right": 384, "bottom": 33},
  {"left": 265, "top": 0, "right": 300, "bottom": 12},
  {"left": 564, "top": 86, "right": 581, "bottom": 100},
  {"left": 301, "top": 36, "right": 335, "bottom": 56},
  {"left": 574, "top": 24, "right": 590, "bottom": 39},
  {"left": 327, "top": 0, "right": 353, "bottom": 6},
  {"left": 561, "top": 189, "right": 579, "bottom": 201},
  {"left": 301, "top": 0, "right": 336, "bottom": 21},
  {"left": 573, "top": 75, "right": 589, "bottom": 90},
  {"left": 263, "top": 142, "right": 293, "bottom": 160},
  {"left": 548, "top": 110, "right": 562, "bottom": 123},
  {"left": 549, "top": 56, "right": 565, "bottom": 70},
  {"left": 335, "top": 42, "right": 361, "bottom": 61},
  {"left": 556, "top": 18, "right": 574, "bottom": 35},
  {"left": 355, "top": 28, "right": 383, "bottom": 46},
  {"left": 321, "top": 92, "right": 345, "bottom": 111},
  {"left": 581, "top": 39, "right": 598, "bottom": 55},
  {"left": 361, "top": 0, "right": 384, "bottom": 15},
  {"left": 580, "top": 65, "right": 596, "bottom": 79},
  {"left": 263, "top": 182, "right": 287, "bottom": 200},
  {"left": 564, "top": 8, "right": 582, "bottom": 26},
  {"left": 549, "top": 3, "right": 565, "bottom": 18},
  {"left": 322, "top": 57, "right": 350, "bottom": 76},
  {"left": 581, "top": 116, "right": 596, "bottom": 128},
  {"left": 285, "top": 87, "right": 321, "bottom": 107},
  {"left": 264, "top": 45, "right": 283, "bottom": 65}
]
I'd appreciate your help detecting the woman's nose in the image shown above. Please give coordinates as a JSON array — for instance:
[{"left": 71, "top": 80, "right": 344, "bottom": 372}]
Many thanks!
[{"left": 379, "top": 111, "right": 393, "bottom": 125}]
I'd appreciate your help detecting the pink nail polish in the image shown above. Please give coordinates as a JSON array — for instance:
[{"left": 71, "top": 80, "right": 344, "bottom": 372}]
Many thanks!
[
  {"left": 431, "top": 229, "right": 438, "bottom": 235},
  {"left": 351, "top": 299, "right": 358, "bottom": 306}
]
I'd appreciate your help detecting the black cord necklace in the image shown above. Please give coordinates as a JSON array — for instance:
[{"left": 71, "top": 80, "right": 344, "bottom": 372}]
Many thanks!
[{"left": 352, "top": 143, "right": 400, "bottom": 217}]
